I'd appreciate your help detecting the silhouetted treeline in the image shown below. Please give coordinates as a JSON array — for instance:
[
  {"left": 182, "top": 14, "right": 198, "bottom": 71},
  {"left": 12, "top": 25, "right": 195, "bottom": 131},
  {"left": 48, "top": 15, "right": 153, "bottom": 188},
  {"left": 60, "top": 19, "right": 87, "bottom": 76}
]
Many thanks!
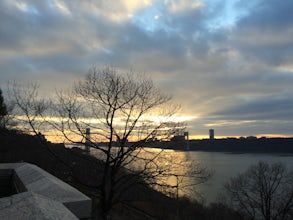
[
  {"left": 189, "top": 138, "right": 293, "bottom": 153},
  {"left": 149, "top": 138, "right": 293, "bottom": 153}
]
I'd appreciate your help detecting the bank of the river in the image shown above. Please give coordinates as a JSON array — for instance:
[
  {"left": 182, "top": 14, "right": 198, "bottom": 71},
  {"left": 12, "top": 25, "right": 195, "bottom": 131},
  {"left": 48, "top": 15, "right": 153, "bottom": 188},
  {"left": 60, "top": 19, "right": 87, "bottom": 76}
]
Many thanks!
[{"left": 146, "top": 137, "right": 293, "bottom": 153}]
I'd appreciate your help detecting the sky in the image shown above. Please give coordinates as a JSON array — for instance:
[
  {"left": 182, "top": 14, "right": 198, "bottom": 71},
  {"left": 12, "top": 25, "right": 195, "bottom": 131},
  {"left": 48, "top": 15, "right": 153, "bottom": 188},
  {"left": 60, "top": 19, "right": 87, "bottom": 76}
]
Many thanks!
[{"left": 1, "top": 0, "right": 293, "bottom": 139}]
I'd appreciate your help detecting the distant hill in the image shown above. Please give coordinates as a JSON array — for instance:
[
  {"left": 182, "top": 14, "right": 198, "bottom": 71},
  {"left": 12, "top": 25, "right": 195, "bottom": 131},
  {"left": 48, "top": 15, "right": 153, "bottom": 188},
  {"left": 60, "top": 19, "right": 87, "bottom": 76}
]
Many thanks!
[{"left": 0, "top": 128, "right": 102, "bottom": 187}]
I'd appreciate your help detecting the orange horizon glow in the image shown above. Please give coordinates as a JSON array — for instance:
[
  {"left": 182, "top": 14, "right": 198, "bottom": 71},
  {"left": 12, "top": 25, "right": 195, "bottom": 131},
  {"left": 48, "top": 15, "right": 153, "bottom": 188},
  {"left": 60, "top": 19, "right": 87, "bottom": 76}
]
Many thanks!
[
  {"left": 14, "top": 114, "right": 293, "bottom": 143},
  {"left": 45, "top": 133, "right": 293, "bottom": 144},
  {"left": 189, "top": 134, "right": 293, "bottom": 140}
]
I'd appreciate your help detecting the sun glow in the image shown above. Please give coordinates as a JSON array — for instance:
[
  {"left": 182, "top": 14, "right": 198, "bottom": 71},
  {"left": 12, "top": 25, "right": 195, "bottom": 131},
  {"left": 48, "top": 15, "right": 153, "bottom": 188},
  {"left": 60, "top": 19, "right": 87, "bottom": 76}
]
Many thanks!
[
  {"left": 205, "top": 120, "right": 258, "bottom": 127},
  {"left": 15, "top": 114, "right": 196, "bottom": 143},
  {"left": 15, "top": 114, "right": 196, "bottom": 125},
  {"left": 140, "top": 115, "right": 197, "bottom": 123}
]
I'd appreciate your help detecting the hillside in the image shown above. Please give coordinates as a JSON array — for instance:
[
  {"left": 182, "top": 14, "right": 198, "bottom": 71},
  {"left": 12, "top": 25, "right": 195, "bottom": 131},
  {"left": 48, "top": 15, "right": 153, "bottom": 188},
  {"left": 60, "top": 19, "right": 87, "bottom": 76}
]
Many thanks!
[{"left": 0, "top": 128, "right": 243, "bottom": 220}]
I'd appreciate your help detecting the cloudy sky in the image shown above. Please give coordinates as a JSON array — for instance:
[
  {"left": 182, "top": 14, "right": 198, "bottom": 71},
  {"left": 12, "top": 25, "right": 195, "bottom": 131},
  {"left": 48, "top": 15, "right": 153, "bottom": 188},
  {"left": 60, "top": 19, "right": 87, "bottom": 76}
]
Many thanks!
[{"left": 1, "top": 0, "right": 293, "bottom": 138}]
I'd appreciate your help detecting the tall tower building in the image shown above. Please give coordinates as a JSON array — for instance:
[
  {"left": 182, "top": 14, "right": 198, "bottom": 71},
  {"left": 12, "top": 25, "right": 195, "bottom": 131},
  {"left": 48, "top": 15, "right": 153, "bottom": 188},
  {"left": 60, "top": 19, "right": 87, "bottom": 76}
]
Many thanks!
[
  {"left": 85, "top": 127, "right": 91, "bottom": 152},
  {"left": 209, "top": 129, "right": 214, "bottom": 140}
]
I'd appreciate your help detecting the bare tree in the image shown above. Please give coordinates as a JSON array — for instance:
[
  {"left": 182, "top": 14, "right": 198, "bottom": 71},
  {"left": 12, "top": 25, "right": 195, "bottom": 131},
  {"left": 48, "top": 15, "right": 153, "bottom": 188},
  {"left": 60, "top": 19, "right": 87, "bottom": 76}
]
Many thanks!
[
  {"left": 224, "top": 161, "right": 293, "bottom": 220},
  {"left": 0, "top": 87, "right": 18, "bottom": 129},
  {"left": 0, "top": 88, "right": 8, "bottom": 128},
  {"left": 8, "top": 83, "right": 47, "bottom": 134},
  {"left": 56, "top": 67, "right": 184, "bottom": 217},
  {"left": 10, "top": 67, "right": 209, "bottom": 219}
]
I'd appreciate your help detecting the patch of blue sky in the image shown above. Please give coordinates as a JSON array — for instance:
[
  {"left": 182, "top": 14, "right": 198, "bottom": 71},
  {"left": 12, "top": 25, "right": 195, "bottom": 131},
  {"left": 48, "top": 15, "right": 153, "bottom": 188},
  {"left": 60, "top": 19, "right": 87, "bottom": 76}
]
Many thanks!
[
  {"left": 130, "top": 0, "right": 249, "bottom": 34},
  {"left": 102, "top": 48, "right": 114, "bottom": 56},
  {"left": 203, "top": 0, "right": 252, "bottom": 31},
  {"left": 130, "top": 3, "right": 177, "bottom": 34},
  {"left": 15, "top": 2, "right": 40, "bottom": 16}
]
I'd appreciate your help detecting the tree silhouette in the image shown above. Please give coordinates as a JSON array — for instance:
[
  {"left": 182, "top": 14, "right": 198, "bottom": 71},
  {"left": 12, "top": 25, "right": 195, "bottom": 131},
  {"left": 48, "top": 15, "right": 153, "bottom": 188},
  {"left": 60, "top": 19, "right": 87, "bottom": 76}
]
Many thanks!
[
  {"left": 10, "top": 67, "right": 208, "bottom": 219},
  {"left": 224, "top": 161, "right": 293, "bottom": 220},
  {"left": 0, "top": 88, "right": 8, "bottom": 128}
]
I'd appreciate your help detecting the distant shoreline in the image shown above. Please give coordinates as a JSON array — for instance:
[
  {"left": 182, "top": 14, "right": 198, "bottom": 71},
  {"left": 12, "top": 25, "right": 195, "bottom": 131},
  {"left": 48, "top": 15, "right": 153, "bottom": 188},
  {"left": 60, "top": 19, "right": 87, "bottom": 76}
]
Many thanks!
[
  {"left": 65, "top": 137, "right": 293, "bottom": 154},
  {"left": 146, "top": 137, "right": 293, "bottom": 153}
]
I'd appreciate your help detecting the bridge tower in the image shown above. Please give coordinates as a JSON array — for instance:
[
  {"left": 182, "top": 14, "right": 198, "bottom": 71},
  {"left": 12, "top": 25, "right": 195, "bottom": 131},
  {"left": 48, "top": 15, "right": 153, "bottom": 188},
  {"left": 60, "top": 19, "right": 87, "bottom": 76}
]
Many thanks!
[{"left": 184, "top": 131, "right": 189, "bottom": 150}]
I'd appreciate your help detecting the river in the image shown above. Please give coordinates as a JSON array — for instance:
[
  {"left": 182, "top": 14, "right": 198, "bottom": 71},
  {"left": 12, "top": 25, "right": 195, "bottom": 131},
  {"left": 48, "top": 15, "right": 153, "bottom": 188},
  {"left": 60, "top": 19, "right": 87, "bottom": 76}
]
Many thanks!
[
  {"left": 171, "top": 150, "right": 293, "bottom": 204},
  {"left": 69, "top": 144, "right": 293, "bottom": 204}
]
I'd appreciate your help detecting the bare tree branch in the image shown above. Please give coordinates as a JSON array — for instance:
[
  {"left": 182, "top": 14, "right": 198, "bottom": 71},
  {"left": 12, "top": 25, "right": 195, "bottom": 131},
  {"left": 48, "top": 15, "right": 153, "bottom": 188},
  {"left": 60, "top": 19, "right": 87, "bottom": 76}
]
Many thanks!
[{"left": 224, "top": 161, "right": 293, "bottom": 220}]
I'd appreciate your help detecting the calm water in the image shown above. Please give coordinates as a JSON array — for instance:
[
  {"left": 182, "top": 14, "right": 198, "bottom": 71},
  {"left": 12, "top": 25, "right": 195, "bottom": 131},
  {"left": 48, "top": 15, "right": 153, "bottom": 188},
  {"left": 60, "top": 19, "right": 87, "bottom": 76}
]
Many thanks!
[
  {"left": 70, "top": 144, "right": 293, "bottom": 204},
  {"left": 174, "top": 150, "right": 293, "bottom": 204}
]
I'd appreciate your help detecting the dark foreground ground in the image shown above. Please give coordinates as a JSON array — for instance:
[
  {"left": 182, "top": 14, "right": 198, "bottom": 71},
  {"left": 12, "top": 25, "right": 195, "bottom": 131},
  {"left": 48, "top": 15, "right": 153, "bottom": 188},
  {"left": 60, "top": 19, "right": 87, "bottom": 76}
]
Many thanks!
[{"left": 0, "top": 128, "right": 244, "bottom": 220}]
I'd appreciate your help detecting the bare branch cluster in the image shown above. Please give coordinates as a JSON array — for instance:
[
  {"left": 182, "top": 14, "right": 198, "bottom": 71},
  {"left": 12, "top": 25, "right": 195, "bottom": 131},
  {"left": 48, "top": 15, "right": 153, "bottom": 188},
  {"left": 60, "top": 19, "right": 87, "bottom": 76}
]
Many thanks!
[
  {"left": 224, "top": 161, "right": 293, "bottom": 220},
  {"left": 8, "top": 82, "right": 48, "bottom": 133},
  {"left": 8, "top": 67, "right": 208, "bottom": 218}
]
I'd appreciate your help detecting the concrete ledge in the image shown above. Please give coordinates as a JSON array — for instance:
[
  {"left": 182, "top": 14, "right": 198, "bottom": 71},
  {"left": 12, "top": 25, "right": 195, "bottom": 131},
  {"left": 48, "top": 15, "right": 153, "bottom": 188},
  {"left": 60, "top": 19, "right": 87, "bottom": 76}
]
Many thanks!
[
  {"left": 0, "top": 163, "right": 91, "bottom": 220},
  {"left": 0, "top": 191, "right": 79, "bottom": 220}
]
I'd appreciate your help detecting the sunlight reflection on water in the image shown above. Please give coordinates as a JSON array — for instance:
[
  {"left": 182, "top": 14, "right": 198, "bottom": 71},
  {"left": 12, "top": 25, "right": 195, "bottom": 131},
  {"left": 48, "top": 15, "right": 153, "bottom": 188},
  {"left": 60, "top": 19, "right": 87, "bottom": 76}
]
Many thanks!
[{"left": 68, "top": 144, "right": 293, "bottom": 204}]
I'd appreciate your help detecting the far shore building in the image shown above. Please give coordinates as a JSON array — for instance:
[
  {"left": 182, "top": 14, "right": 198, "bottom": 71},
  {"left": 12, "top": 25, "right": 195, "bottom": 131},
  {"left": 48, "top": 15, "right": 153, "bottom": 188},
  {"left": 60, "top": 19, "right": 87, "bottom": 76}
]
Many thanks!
[{"left": 209, "top": 129, "right": 214, "bottom": 140}]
